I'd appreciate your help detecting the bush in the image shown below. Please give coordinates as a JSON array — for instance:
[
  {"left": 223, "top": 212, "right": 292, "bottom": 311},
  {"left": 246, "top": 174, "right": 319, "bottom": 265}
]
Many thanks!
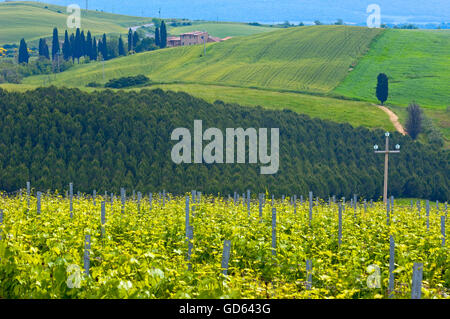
[
  {"left": 0, "top": 57, "right": 73, "bottom": 83},
  {"left": 428, "top": 129, "right": 444, "bottom": 148},
  {"left": 0, "top": 68, "right": 22, "bottom": 84},
  {"left": 170, "top": 21, "right": 192, "bottom": 27},
  {"left": 0, "top": 61, "right": 23, "bottom": 83},
  {"left": 422, "top": 115, "right": 445, "bottom": 148},
  {"left": 104, "top": 75, "right": 150, "bottom": 89},
  {"left": 86, "top": 82, "right": 102, "bottom": 88},
  {"left": 135, "top": 38, "right": 158, "bottom": 53}
]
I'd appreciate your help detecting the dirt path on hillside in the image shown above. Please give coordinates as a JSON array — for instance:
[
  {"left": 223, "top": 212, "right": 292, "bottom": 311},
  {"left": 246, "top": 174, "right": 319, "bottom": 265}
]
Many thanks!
[{"left": 376, "top": 105, "right": 407, "bottom": 136}]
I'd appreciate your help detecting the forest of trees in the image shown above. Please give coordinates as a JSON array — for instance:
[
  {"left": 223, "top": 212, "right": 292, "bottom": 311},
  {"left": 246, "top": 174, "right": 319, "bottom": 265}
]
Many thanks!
[
  {"left": 7, "top": 23, "right": 164, "bottom": 84},
  {"left": 0, "top": 87, "right": 448, "bottom": 201}
]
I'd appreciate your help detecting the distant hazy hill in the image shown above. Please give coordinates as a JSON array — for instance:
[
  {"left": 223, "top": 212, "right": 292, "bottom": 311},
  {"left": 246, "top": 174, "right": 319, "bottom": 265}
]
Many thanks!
[
  {"left": 0, "top": 1, "right": 151, "bottom": 44},
  {"left": 39, "top": 0, "right": 450, "bottom": 24}
]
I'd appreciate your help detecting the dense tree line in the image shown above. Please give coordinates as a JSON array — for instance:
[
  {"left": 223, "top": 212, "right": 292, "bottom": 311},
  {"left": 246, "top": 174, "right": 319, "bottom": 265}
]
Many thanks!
[
  {"left": 17, "top": 26, "right": 159, "bottom": 67},
  {"left": 61, "top": 28, "right": 101, "bottom": 62},
  {"left": 0, "top": 87, "right": 448, "bottom": 200}
]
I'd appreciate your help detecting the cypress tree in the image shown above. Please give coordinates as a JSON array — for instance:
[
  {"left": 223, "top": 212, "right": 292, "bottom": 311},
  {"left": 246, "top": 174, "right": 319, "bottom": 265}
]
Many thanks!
[
  {"left": 92, "top": 37, "right": 98, "bottom": 61},
  {"left": 405, "top": 102, "right": 423, "bottom": 140},
  {"left": 97, "top": 39, "right": 103, "bottom": 59},
  {"left": 74, "top": 28, "right": 82, "bottom": 62},
  {"left": 118, "top": 36, "right": 126, "bottom": 56},
  {"left": 376, "top": 73, "right": 389, "bottom": 105},
  {"left": 133, "top": 31, "right": 140, "bottom": 49},
  {"left": 62, "top": 30, "right": 71, "bottom": 61},
  {"left": 69, "top": 33, "right": 75, "bottom": 63},
  {"left": 39, "top": 38, "right": 50, "bottom": 59},
  {"left": 86, "top": 31, "right": 93, "bottom": 59},
  {"left": 155, "top": 27, "right": 160, "bottom": 47},
  {"left": 101, "top": 33, "right": 108, "bottom": 60},
  {"left": 160, "top": 21, "right": 167, "bottom": 48},
  {"left": 128, "top": 28, "right": 133, "bottom": 51},
  {"left": 38, "top": 38, "right": 44, "bottom": 57},
  {"left": 18, "top": 38, "right": 29, "bottom": 64},
  {"left": 51, "top": 27, "right": 60, "bottom": 61},
  {"left": 43, "top": 40, "right": 50, "bottom": 59},
  {"left": 80, "top": 31, "right": 86, "bottom": 57}
]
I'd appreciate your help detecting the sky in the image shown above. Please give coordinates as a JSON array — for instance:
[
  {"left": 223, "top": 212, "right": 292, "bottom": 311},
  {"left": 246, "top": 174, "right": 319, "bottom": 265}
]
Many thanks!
[{"left": 31, "top": 0, "right": 450, "bottom": 24}]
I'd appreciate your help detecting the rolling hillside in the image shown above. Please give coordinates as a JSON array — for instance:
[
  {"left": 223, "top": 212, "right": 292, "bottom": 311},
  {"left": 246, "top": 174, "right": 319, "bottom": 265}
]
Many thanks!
[
  {"left": 334, "top": 29, "right": 450, "bottom": 109},
  {"left": 0, "top": 1, "right": 152, "bottom": 45},
  {"left": 15, "top": 24, "right": 450, "bottom": 144},
  {"left": 334, "top": 29, "right": 450, "bottom": 145},
  {"left": 23, "top": 25, "right": 383, "bottom": 93}
]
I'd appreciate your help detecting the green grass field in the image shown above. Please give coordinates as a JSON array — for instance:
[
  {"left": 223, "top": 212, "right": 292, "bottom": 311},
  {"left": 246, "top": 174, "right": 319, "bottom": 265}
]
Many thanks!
[
  {"left": 23, "top": 25, "right": 382, "bottom": 93},
  {"left": 332, "top": 29, "right": 450, "bottom": 145},
  {"left": 334, "top": 29, "right": 450, "bottom": 109},
  {"left": 150, "top": 83, "right": 394, "bottom": 130},
  {"left": 0, "top": 1, "right": 152, "bottom": 45},
  {"left": 168, "top": 22, "right": 276, "bottom": 38}
]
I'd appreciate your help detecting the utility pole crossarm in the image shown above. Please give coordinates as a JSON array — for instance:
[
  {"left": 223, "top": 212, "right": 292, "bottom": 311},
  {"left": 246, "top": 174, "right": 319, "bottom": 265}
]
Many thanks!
[{"left": 375, "top": 150, "right": 400, "bottom": 154}]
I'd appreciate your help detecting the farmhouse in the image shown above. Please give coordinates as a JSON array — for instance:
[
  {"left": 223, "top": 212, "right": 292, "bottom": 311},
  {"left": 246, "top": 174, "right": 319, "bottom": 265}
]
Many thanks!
[
  {"left": 167, "top": 36, "right": 182, "bottom": 47},
  {"left": 167, "top": 31, "right": 231, "bottom": 47}
]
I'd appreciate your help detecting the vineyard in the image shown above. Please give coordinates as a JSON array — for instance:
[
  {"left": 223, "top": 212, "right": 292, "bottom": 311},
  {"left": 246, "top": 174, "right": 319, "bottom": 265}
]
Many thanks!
[{"left": 0, "top": 188, "right": 448, "bottom": 299}]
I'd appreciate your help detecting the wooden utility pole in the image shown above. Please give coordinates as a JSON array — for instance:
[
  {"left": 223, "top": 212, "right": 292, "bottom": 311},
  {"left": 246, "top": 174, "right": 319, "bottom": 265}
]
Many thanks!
[
  {"left": 374, "top": 132, "right": 400, "bottom": 204},
  {"left": 202, "top": 32, "right": 206, "bottom": 56},
  {"left": 102, "top": 57, "right": 105, "bottom": 81}
]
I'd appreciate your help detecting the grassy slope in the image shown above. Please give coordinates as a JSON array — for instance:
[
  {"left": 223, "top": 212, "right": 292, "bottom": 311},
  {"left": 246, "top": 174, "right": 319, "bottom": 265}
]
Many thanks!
[
  {"left": 20, "top": 25, "right": 392, "bottom": 131},
  {"left": 0, "top": 1, "right": 152, "bottom": 44},
  {"left": 151, "top": 83, "right": 393, "bottom": 130},
  {"left": 168, "top": 22, "right": 276, "bottom": 38},
  {"left": 334, "top": 29, "right": 450, "bottom": 144},
  {"left": 24, "top": 25, "right": 382, "bottom": 93},
  {"left": 18, "top": 25, "right": 450, "bottom": 142},
  {"left": 334, "top": 29, "right": 450, "bottom": 109}
]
